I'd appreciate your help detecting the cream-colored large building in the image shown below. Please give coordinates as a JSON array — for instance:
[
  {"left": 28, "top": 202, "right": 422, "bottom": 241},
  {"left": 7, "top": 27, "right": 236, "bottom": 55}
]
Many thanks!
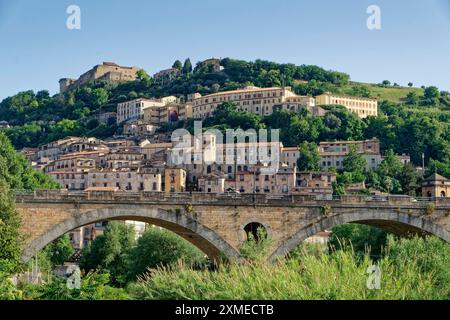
[
  {"left": 198, "top": 175, "right": 225, "bottom": 193},
  {"left": 192, "top": 86, "right": 314, "bottom": 119},
  {"left": 44, "top": 156, "right": 96, "bottom": 174},
  {"left": 318, "top": 139, "right": 381, "bottom": 171},
  {"left": 59, "top": 62, "right": 140, "bottom": 93},
  {"left": 225, "top": 164, "right": 296, "bottom": 194},
  {"left": 105, "top": 149, "right": 144, "bottom": 169},
  {"left": 88, "top": 168, "right": 161, "bottom": 192},
  {"left": 49, "top": 171, "right": 88, "bottom": 190},
  {"left": 315, "top": 92, "right": 378, "bottom": 118},
  {"left": 117, "top": 98, "right": 166, "bottom": 124}
]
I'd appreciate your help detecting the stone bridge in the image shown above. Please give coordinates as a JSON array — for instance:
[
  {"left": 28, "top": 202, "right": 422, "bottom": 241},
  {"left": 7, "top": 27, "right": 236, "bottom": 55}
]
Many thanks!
[{"left": 15, "top": 190, "right": 450, "bottom": 261}]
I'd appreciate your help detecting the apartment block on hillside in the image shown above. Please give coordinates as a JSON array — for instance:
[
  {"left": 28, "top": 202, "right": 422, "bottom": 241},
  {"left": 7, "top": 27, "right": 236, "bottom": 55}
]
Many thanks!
[{"left": 315, "top": 92, "right": 378, "bottom": 118}]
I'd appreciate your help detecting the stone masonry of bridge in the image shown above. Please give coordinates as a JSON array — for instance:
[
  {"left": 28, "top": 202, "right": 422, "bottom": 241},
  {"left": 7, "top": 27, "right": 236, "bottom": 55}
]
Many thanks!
[{"left": 15, "top": 190, "right": 450, "bottom": 262}]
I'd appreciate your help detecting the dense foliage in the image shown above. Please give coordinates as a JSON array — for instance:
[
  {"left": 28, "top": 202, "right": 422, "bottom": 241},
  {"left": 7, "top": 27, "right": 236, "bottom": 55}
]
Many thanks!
[
  {"left": 130, "top": 236, "right": 449, "bottom": 300},
  {"left": 329, "top": 224, "right": 387, "bottom": 258},
  {"left": 0, "top": 132, "right": 59, "bottom": 274},
  {"left": 79, "top": 222, "right": 206, "bottom": 286},
  {"left": 126, "top": 227, "right": 207, "bottom": 282},
  {"left": 0, "top": 132, "right": 60, "bottom": 298},
  {"left": 0, "top": 58, "right": 449, "bottom": 180},
  {"left": 79, "top": 222, "right": 136, "bottom": 286},
  {"left": 43, "top": 235, "right": 75, "bottom": 267}
]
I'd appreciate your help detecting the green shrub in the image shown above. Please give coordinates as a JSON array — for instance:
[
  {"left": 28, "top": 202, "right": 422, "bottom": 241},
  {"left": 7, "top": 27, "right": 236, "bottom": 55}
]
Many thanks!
[
  {"left": 126, "top": 227, "right": 206, "bottom": 282},
  {"left": 239, "top": 227, "right": 272, "bottom": 262},
  {"left": 23, "top": 272, "right": 130, "bottom": 300},
  {"left": 425, "top": 203, "right": 435, "bottom": 215}
]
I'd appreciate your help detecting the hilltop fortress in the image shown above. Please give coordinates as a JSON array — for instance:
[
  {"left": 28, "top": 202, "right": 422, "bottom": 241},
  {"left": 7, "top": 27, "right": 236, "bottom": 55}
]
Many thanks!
[{"left": 59, "top": 62, "right": 140, "bottom": 93}]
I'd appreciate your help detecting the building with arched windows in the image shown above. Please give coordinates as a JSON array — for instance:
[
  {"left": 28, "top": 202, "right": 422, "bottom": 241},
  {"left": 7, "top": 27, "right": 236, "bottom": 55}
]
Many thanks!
[{"left": 422, "top": 173, "right": 450, "bottom": 197}]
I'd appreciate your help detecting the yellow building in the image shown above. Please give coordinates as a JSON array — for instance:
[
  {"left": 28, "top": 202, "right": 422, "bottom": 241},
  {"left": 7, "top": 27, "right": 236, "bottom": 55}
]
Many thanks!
[
  {"left": 117, "top": 98, "right": 166, "bottom": 123},
  {"left": 422, "top": 173, "right": 450, "bottom": 197},
  {"left": 315, "top": 92, "right": 378, "bottom": 118},
  {"left": 192, "top": 86, "right": 314, "bottom": 119},
  {"left": 164, "top": 168, "right": 186, "bottom": 193}
]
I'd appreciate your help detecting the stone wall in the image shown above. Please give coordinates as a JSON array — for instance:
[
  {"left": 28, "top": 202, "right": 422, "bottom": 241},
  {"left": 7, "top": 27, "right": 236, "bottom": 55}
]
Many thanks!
[{"left": 15, "top": 192, "right": 450, "bottom": 261}]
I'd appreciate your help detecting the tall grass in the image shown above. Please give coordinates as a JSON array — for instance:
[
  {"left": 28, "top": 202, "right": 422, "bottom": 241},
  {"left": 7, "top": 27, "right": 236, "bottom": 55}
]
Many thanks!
[{"left": 130, "top": 236, "right": 449, "bottom": 300}]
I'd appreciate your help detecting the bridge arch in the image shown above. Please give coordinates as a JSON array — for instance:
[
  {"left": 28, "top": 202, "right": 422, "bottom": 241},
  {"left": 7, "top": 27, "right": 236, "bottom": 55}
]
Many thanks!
[
  {"left": 22, "top": 206, "right": 240, "bottom": 262},
  {"left": 270, "top": 210, "right": 450, "bottom": 259}
]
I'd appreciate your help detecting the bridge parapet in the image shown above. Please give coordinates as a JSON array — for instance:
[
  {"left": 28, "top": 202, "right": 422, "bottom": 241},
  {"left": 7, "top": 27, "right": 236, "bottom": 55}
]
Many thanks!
[{"left": 14, "top": 190, "right": 448, "bottom": 209}]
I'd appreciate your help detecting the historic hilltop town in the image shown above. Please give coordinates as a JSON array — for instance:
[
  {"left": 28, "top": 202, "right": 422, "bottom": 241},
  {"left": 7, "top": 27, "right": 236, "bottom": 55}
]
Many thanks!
[
  {"left": 8, "top": 60, "right": 446, "bottom": 251},
  {"left": 1, "top": 1, "right": 449, "bottom": 305}
]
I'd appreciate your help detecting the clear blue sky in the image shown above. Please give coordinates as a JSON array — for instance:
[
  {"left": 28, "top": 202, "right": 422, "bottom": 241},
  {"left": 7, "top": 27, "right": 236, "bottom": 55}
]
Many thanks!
[{"left": 0, "top": 0, "right": 449, "bottom": 100}]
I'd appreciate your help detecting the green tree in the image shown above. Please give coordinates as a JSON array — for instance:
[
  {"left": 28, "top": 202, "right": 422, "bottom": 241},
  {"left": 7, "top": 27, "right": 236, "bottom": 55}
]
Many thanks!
[
  {"left": 0, "top": 132, "right": 58, "bottom": 190},
  {"left": 424, "top": 86, "right": 440, "bottom": 100},
  {"left": 342, "top": 145, "right": 366, "bottom": 175},
  {"left": 405, "top": 91, "right": 419, "bottom": 105},
  {"left": 86, "top": 118, "right": 100, "bottom": 130},
  {"left": 399, "top": 163, "right": 419, "bottom": 196},
  {"left": 423, "top": 86, "right": 440, "bottom": 106},
  {"left": 256, "top": 70, "right": 282, "bottom": 87},
  {"left": 79, "top": 222, "right": 136, "bottom": 286},
  {"left": 47, "top": 119, "right": 82, "bottom": 142},
  {"left": 126, "top": 227, "right": 206, "bottom": 281},
  {"left": 377, "top": 149, "right": 403, "bottom": 178},
  {"left": 90, "top": 88, "right": 109, "bottom": 108},
  {"left": 297, "top": 142, "right": 320, "bottom": 171},
  {"left": 328, "top": 224, "right": 387, "bottom": 258},
  {"left": 182, "top": 58, "right": 193, "bottom": 74},
  {"left": 0, "top": 180, "right": 21, "bottom": 271},
  {"left": 43, "top": 234, "right": 75, "bottom": 266},
  {"left": 0, "top": 133, "right": 60, "bottom": 275},
  {"left": 136, "top": 69, "right": 150, "bottom": 83},
  {"left": 172, "top": 60, "right": 182, "bottom": 70}
]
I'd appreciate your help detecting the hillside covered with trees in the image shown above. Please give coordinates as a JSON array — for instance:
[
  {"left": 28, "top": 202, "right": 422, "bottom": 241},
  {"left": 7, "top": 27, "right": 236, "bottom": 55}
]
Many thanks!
[{"left": 0, "top": 57, "right": 449, "bottom": 178}]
